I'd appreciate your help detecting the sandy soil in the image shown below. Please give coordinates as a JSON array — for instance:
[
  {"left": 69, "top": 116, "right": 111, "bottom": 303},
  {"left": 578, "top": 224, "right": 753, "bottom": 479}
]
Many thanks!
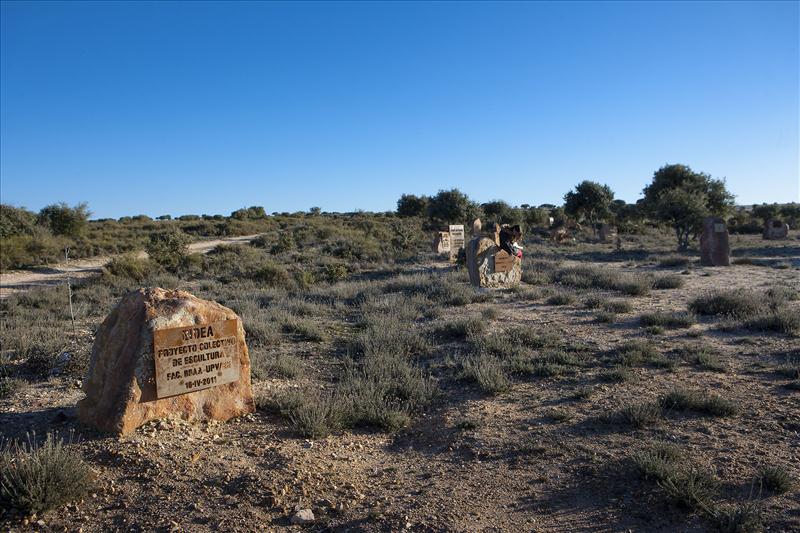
[
  {"left": 0, "top": 235, "right": 261, "bottom": 298},
  {"left": 1, "top": 255, "right": 798, "bottom": 532}
]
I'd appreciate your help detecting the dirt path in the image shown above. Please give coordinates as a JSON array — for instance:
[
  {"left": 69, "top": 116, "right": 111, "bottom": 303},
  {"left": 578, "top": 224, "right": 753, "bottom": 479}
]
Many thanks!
[{"left": 0, "top": 234, "right": 261, "bottom": 298}]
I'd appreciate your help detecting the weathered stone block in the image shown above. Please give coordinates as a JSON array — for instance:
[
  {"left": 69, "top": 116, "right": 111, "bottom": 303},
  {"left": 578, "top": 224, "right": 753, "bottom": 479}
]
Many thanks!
[
  {"left": 77, "top": 288, "right": 255, "bottom": 435},
  {"left": 700, "top": 217, "right": 730, "bottom": 266},
  {"left": 465, "top": 237, "right": 522, "bottom": 288}
]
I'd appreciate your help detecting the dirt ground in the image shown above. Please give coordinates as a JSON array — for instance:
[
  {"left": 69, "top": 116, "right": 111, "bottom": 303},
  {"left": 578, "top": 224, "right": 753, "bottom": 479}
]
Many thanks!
[{"left": 1, "top": 239, "right": 799, "bottom": 532}]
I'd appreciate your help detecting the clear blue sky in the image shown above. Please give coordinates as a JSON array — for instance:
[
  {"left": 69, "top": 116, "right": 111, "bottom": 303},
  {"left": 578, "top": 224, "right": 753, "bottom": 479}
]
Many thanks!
[{"left": 1, "top": 1, "right": 798, "bottom": 219}]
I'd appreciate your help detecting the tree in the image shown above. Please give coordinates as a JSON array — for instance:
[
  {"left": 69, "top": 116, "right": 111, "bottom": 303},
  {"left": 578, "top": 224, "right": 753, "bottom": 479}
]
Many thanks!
[
  {"left": 396, "top": 194, "right": 429, "bottom": 218},
  {"left": 231, "top": 206, "right": 267, "bottom": 220},
  {"left": 563, "top": 180, "right": 615, "bottom": 231},
  {"left": 0, "top": 204, "right": 37, "bottom": 238},
  {"left": 752, "top": 203, "right": 780, "bottom": 225},
  {"left": 145, "top": 229, "right": 190, "bottom": 271},
  {"left": 642, "top": 164, "right": 735, "bottom": 250},
  {"left": 309, "top": 206, "right": 322, "bottom": 215},
  {"left": 480, "top": 200, "right": 522, "bottom": 225},
  {"left": 426, "top": 189, "right": 482, "bottom": 228},
  {"left": 37, "top": 202, "right": 91, "bottom": 237}
]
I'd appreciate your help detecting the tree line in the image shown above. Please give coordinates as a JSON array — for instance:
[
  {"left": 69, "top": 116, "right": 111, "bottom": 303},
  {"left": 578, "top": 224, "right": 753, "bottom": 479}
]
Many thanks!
[{"left": 396, "top": 163, "right": 799, "bottom": 250}]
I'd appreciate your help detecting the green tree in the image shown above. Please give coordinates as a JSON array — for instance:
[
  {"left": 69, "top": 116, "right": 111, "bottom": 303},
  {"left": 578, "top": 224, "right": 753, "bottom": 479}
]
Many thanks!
[
  {"left": 480, "top": 200, "right": 522, "bottom": 225},
  {"left": 36, "top": 202, "right": 91, "bottom": 238},
  {"left": 145, "top": 229, "right": 190, "bottom": 271},
  {"left": 563, "top": 180, "right": 615, "bottom": 231},
  {"left": 396, "top": 194, "right": 429, "bottom": 218},
  {"left": 752, "top": 203, "right": 780, "bottom": 224},
  {"left": 426, "top": 189, "right": 482, "bottom": 228},
  {"left": 642, "top": 164, "right": 735, "bottom": 250},
  {"left": 231, "top": 206, "right": 267, "bottom": 220},
  {"left": 0, "top": 204, "right": 37, "bottom": 238}
]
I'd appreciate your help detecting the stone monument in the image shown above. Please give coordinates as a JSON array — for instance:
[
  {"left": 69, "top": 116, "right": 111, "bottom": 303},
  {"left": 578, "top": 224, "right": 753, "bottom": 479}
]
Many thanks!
[
  {"left": 597, "top": 223, "right": 617, "bottom": 243},
  {"left": 472, "top": 218, "right": 482, "bottom": 237},
  {"left": 763, "top": 219, "right": 789, "bottom": 240},
  {"left": 432, "top": 231, "right": 451, "bottom": 255},
  {"left": 449, "top": 224, "right": 465, "bottom": 263},
  {"left": 699, "top": 217, "right": 730, "bottom": 266},
  {"left": 78, "top": 288, "right": 255, "bottom": 435},
  {"left": 465, "top": 230, "right": 522, "bottom": 288}
]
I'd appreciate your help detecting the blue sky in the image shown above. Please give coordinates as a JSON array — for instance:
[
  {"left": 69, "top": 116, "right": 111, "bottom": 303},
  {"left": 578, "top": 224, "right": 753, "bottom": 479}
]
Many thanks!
[{"left": 1, "top": 1, "right": 797, "bottom": 219}]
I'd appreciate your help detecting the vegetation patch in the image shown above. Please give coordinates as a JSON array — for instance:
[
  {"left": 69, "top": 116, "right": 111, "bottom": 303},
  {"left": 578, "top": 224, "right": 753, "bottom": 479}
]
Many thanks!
[{"left": 0, "top": 433, "right": 93, "bottom": 515}]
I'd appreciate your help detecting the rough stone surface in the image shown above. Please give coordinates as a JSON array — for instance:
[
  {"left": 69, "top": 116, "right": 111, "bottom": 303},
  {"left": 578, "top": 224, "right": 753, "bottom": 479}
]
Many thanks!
[
  {"left": 290, "top": 509, "right": 315, "bottom": 525},
  {"left": 432, "top": 232, "right": 451, "bottom": 255},
  {"left": 597, "top": 223, "right": 617, "bottom": 242},
  {"left": 700, "top": 217, "right": 730, "bottom": 266},
  {"left": 472, "top": 218, "right": 482, "bottom": 236},
  {"left": 763, "top": 219, "right": 790, "bottom": 240},
  {"left": 77, "top": 287, "right": 255, "bottom": 435},
  {"left": 465, "top": 237, "right": 522, "bottom": 288}
]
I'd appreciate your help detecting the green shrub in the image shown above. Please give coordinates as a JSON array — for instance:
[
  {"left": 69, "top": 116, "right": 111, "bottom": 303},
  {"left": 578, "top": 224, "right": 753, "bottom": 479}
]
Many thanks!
[
  {"left": 652, "top": 274, "right": 685, "bottom": 289},
  {"left": 462, "top": 353, "right": 510, "bottom": 394},
  {"left": 660, "top": 388, "right": 738, "bottom": 417},
  {"left": 658, "top": 255, "right": 691, "bottom": 268},
  {"left": 145, "top": 229, "right": 190, "bottom": 271},
  {"left": 546, "top": 291, "right": 575, "bottom": 306},
  {"left": 740, "top": 308, "right": 800, "bottom": 335},
  {"left": 689, "top": 290, "right": 763, "bottom": 318},
  {"left": 104, "top": 254, "right": 153, "bottom": 282},
  {"left": 595, "top": 311, "right": 616, "bottom": 323},
  {"left": 252, "top": 263, "right": 293, "bottom": 289},
  {"left": 758, "top": 464, "right": 793, "bottom": 494},
  {"left": 614, "top": 340, "right": 659, "bottom": 366},
  {"left": 0, "top": 433, "right": 93, "bottom": 514},
  {"left": 620, "top": 401, "right": 662, "bottom": 428},
  {"left": 431, "top": 316, "right": 485, "bottom": 341},
  {"left": 633, "top": 443, "right": 682, "bottom": 481}
]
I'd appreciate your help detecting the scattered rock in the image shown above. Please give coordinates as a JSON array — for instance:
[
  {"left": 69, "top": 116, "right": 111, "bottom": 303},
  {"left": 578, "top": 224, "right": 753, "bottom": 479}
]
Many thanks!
[{"left": 290, "top": 508, "right": 315, "bottom": 525}]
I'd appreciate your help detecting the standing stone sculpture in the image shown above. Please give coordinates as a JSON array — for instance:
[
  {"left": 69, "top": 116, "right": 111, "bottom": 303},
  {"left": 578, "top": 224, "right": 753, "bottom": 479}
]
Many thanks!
[
  {"left": 449, "top": 224, "right": 466, "bottom": 263},
  {"left": 465, "top": 228, "right": 522, "bottom": 288},
  {"left": 763, "top": 219, "right": 790, "bottom": 240},
  {"left": 472, "top": 218, "right": 482, "bottom": 237},
  {"left": 699, "top": 217, "right": 730, "bottom": 266},
  {"left": 432, "top": 231, "right": 451, "bottom": 255},
  {"left": 597, "top": 223, "right": 617, "bottom": 243},
  {"left": 78, "top": 287, "right": 255, "bottom": 435}
]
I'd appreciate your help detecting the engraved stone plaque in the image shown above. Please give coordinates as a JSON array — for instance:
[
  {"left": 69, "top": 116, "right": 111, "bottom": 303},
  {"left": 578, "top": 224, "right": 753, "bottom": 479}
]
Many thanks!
[
  {"left": 714, "top": 223, "right": 725, "bottom": 233},
  {"left": 449, "top": 224, "right": 465, "bottom": 262},
  {"left": 494, "top": 250, "right": 514, "bottom": 273},
  {"left": 154, "top": 319, "right": 241, "bottom": 399}
]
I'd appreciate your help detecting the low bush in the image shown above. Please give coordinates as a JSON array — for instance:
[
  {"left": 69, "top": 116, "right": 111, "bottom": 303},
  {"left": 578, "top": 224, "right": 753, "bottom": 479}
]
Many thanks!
[
  {"left": 652, "top": 274, "right": 685, "bottom": 290},
  {"left": 104, "top": 254, "right": 153, "bottom": 281},
  {"left": 660, "top": 388, "right": 738, "bottom": 417},
  {"left": 614, "top": 340, "right": 659, "bottom": 366},
  {"left": 658, "top": 255, "right": 691, "bottom": 268},
  {"left": 461, "top": 353, "right": 510, "bottom": 394},
  {"left": 633, "top": 442, "right": 682, "bottom": 481},
  {"left": 0, "top": 433, "right": 93, "bottom": 514},
  {"left": 689, "top": 290, "right": 763, "bottom": 318},
  {"left": 620, "top": 401, "right": 662, "bottom": 428},
  {"left": 758, "top": 464, "right": 793, "bottom": 494}
]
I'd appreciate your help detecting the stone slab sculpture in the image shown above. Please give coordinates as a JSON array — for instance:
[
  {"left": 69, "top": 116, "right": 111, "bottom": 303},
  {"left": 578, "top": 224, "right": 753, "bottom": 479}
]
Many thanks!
[
  {"left": 699, "top": 217, "right": 730, "bottom": 266},
  {"left": 763, "top": 219, "right": 789, "bottom": 240},
  {"left": 78, "top": 287, "right": 255, "bottom": 435},
  {"left": 465, "top": 236, "right": 522, "bottom": 288},
  {"left": 433, "top": 231, "right": 451, "bottom": 254},
  {"left": 449, "top": 224, "right": 466, "bottom": 263},
  {"left": 598, "top": 223, "right": 617, "bottom": 243}
]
